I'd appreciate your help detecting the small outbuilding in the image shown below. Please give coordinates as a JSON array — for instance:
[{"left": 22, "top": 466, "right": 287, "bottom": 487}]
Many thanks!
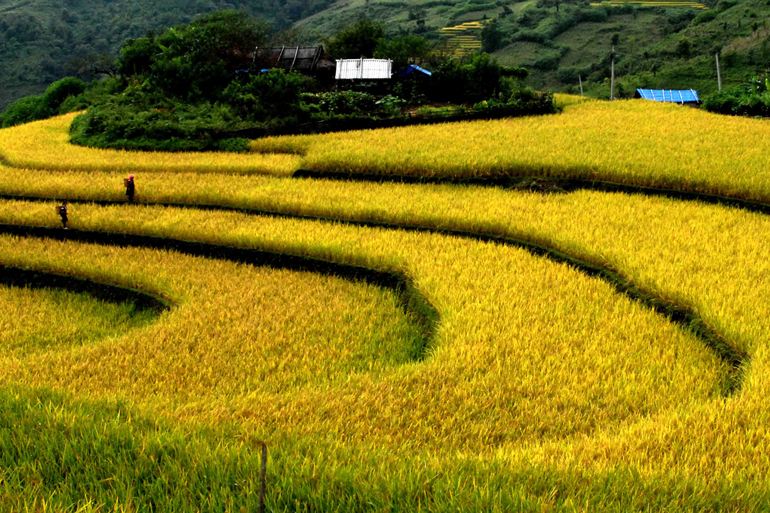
[
  {"left": 636, "top": 89, "right": 700, "bottom": 105},
  {"left": 252, "top": 45, "right": 335, "bottom": 75},
  {"left": 335, "top": 59, "right": 393, "bottom": 80}
]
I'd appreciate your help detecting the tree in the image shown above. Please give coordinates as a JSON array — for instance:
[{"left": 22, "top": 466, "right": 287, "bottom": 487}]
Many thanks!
[
  {"left": 326, "top": 19, "right": 384, "bottom": 59},
  {"left": 429, "top": 53, "right": 512, "bottom": 104},
  {"left": 117, "top": 35, "right": 159, "bottom": 76},
  {"left": 117, "top": 11, "right": 269, "bottom": 100},
  {"left": 481, "top": 18, "right": 504, "bottom": 53},
  {"left": 374, "top": 35, "right": 432, "bottom": 69},
  {"left": 676, "top": 37, "right": 691, "bottom": 59},
  {"left": 69, "top": 53, "right": 117, "bottom": 78},
  {"left": 536, "top": 0, "right": 562, "bottom": 13}
]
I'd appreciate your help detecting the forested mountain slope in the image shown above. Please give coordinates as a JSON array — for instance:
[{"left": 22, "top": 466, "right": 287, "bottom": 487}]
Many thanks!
[
  {"left": 0, "top": 0, "right": 334, "bottom": 109},
  {"left": 294, "top": 0, "right": 769, "bottom": 97},
  {"left": 1, "top": 0, "right": 768, "bottom": 109}
]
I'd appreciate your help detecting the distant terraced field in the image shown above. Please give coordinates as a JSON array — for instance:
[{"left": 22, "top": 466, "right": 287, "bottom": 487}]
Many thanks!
[
  {"left": 439, "top": 21, "right": 485, "bottom": 57},
  {"left": 590, "top": 0, "right": 708, "bottom": 8},
  {"left": 1, "top": 98, "right": 770, "bottom": 510}
]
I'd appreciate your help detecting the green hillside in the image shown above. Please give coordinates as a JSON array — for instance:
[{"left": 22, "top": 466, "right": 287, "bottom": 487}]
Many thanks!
[
  {"left": 295, "top": 0, "right": 769, "bottom": 97},
  {"left": 0, "top": 0, "right": 768, "bottom": 110},
  {"left": 0, "top": 0, "right": 335, "bottom": 110}
]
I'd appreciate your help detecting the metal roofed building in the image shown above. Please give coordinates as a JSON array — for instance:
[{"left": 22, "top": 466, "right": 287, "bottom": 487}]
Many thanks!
[
  {"left": 335, "top": 59, "right": 393, "bottom": 80},
  {"left": 252, "top": 46, "right": 334, "bottom": 73},
  {"left": 636, "top": 89, "right": 700, "bottom": 104}
]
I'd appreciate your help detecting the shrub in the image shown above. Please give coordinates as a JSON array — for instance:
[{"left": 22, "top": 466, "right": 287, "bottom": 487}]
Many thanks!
[
  {"left": 1, "top": 96, "right": 45, "bottom": 128},
  {"left": 533, "top": 54, "right": 561, "bottom": 71},
  {"left": 429, "top": 54, "right": 512, "bottom": 104},
  {"left": 309, "top": 91, "right": 378, "bottom": 116},
  {"left": 1, "top": 77, "right": 87, "bottom": 128},
  {"left": 374, "top": 95, "right": 407, "bottom": 117},
  {"left": 556, "top": 66, "right": 591, "bottom": 84},
  {"left": 223, "top": 69, "right": 307, "bottom": 122},
  {"left": 692, "top": 10, "right": 717, "bottom": 24},
  {"left": 70, "top": 96, "right": 245, "bottom": 152},
  {"left": 41, "top": 77, "right": 87, "bottom": 113},
  {"left": 717, "top": 0, "right": 736, "bottom": 11},
  {"left": 703, "top": 75, "right": 770, "bottom": 117}
]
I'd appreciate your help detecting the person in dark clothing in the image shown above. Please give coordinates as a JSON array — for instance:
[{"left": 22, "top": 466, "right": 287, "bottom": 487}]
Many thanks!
[
  {"left": 124, "top": 174, "right": 136, "bottom": 202},
  {"left": 57, "top": 201, "right": 68, "bottom": 229}
]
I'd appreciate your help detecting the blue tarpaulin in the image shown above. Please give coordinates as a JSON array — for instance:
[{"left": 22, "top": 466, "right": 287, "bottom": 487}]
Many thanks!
[
  {"left": 636, "top": 89, "right": 700, "bottom": 103},
  {"left": 393, "top": 65, "right": 433, "bottom": 78}
]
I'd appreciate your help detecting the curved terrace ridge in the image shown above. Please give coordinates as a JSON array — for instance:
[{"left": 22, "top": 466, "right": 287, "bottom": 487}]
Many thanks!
[
  {"left": 0, "top": 264, "right": 172, "bottom": 314},
  {"left": 0, "top": 224, "right": 438, "bottom": 363},
  {"left": 292, "top": 170, "right": 770, "bottom": 217},
  {"left": 0, "top": 204, "right": 743, "bottom": 394}
]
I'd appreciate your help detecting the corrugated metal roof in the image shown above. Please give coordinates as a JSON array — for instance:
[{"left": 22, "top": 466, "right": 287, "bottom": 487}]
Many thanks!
[
  {"left": 636, "top": 89, "right": 700, "bottom": 103},
  {"left": 336, "top": 59, "right": 392, "bottom": 80},
  {"left": 253, "top": 46, "right": 324, "bottom": 71}
]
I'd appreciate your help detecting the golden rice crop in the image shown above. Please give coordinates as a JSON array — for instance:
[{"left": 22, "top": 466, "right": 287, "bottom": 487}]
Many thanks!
[
  {"left": 0, "top": 231, "right": 423, "bottom": 402},
  {"left": 3, "top": 165, "right": 770, "bottom": 361},
  {"left": 2, "top": 167, "right": 767, "bottom": 362},
  {"left": 5, "top": 100, "right": 770, "bottom": 505},
  {"left": 0, "top": 285, "right": 154, "bottom": 357},
  {"left": 552, "top": 93, "right": 596, "bottom": 108},
  {"left": 0, "top": 113, "right": 301, "bottom": 176},
  {"left": 251, "top": 100, "right": 770, "bottom": 202},
  {"left": 7, "top": 169, "right": 770, "bottom": 484},
  {"left": 0, "top": 199, "right": 720, "bottom": 454},
  {"left": 7, "top": 101, "right": 770, "bottom": 204}
]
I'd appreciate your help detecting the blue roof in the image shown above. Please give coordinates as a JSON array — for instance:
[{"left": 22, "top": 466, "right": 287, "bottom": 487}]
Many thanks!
[
  {"left": 407, "top": 65, "right": 432, "bottom": 76},
  {"left": 637, "top": 89, "right": 700, "bottom": 103},
  {"left": 393, "top": 64, "right": 433, "bottom": 78}
]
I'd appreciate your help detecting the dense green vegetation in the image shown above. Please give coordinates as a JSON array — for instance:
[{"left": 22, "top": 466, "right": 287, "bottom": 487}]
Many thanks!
[
  {"left": 293, "top": 0, "right": 770, "bottom": 99},
  {"left": 0, "top": 77, "right": 90, "bottom": 128},
  {"left": 0, "top": 0, "right": 340, "bottom": 111},
  {"left": 62, "top": 12, "right": 551, "bottom": 152},
  {"left": 2, "top": 0, "right": 769, "bottom": 117},
  {"left": 703, "top": 73, "right": 770, "bottom": 115}
]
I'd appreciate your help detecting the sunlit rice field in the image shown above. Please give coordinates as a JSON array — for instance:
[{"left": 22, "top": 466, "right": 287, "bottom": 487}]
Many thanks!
[
  {"left": 2, "top": 100, "right": 770, "bottom": 510},
  {"left": 0, "top": 112, "right": 301, "bottom": 176},
  {"left": 251, "top": 99, "right": 770, "bottom": 202}
]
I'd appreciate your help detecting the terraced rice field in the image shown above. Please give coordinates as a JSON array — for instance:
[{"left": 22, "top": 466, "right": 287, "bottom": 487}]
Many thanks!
[
  {"left": 438, "top": 21, "right": 485, "bottom": 57},
  {"left": 2, "top": 98, "right": 770, "bottom": 510},
  {"left": 590, "top": 0, "right": 708, "bottom": 8}
]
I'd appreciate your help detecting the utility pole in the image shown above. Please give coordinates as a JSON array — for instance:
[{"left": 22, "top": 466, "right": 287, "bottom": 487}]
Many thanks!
[
  {"left": 715, "top": 53, "right": 722, "bottom": 91},
  {"left": 579, "top": 75, "right": 584, "bottom": 96},
  {"left": 610, "top": 46, "right": 616, "bottom": 100}
]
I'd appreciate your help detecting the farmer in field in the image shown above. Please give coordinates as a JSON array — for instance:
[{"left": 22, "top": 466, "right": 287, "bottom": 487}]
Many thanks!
[
  {"left": 124, "top": 174, "right": 136, "bottom": 202},
  {"left": 57, "top": 200, "right": 68, "bottom": 229}
]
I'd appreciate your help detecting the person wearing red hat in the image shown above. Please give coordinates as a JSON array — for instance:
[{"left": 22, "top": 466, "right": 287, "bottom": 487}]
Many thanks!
[{"left": 124, "top": 174, "right": 136, "bottom": 202}]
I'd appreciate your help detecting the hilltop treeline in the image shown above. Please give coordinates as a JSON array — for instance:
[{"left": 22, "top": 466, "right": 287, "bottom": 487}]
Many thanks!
[
  {"left": 26, "top": 13, "right": 548, "bottom": 152},
  {"left": 0, "top": 0, "right": 338, "bottom": 110}
]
